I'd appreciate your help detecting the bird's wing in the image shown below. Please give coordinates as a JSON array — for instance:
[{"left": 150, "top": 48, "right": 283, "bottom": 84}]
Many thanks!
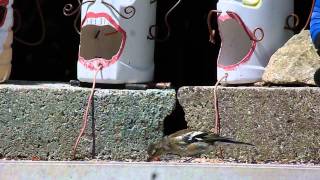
[
  {"left": 168, "top": 129, "right": 254, "bottom": 146},
  {"left": 169, "top": 129, "right": 193, "bottom": 138},
  {"left": 180, "top": 131, "right": 209, "bottom": 144},
  {"left": 168, "top": 129, "right": 207, "bottom": 144},
  {"left": 184, "top": 131, "right": 237, "bottom": 144}
]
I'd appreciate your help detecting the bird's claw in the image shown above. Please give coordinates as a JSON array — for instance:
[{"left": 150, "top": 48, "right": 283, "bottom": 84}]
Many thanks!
[{"left": 183, "top": 157, "right": 195, "bottom": 163}]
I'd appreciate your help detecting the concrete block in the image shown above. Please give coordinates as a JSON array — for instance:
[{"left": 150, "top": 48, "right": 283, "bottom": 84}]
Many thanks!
[
  {"left": 178, "top": 86, "right": 320, "bottom": 163},
  {"left": 0, "top": 81, "right": 176, "bottom": 161}
]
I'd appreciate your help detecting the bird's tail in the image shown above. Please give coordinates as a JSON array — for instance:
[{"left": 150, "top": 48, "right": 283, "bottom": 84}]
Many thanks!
[{"left": 206, "top": 136, "right": 254, "bottom": 146}]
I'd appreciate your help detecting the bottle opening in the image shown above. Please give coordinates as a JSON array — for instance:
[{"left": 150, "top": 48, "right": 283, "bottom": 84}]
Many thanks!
[
  {"left": 79, "top": 12, "right": 127, "bottom": 70},
  {"left": 80, "top": 25, "right": 123, "bottom": 61},
  {"left": 217, "top": 15, "right": 255, "bottom": 70}
]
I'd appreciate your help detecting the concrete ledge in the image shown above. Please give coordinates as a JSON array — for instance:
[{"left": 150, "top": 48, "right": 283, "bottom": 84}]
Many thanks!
[
  {"left": 0, "top": 161, "right": 319, "bottom": 180},
  {"left": 0, "top": 81, "right": 176, "bottom": 161},
  {"left": 178, "top": 86, "right": 320, "bottom": 163}
]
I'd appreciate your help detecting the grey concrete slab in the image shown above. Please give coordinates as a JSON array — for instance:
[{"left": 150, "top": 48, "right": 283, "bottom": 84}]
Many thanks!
[
  {"left": 0, "top": 81, "right": 176, "bottom": 161},
  {"left": 0, "top": 161, "right": 319, "bottom": 180},
  {"left": 178, "top": 86, "right": 320, "bottom": 163}
]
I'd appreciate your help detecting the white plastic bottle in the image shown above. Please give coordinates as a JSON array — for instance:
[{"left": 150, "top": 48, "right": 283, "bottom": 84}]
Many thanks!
[
  {"left": 0, "top": 0, "right": 13, "bottom": 83},
  {"left": 78, "top": 0, "right": 156, "bottom": 84},
  {"left": 215, "top": 0, "right": 294, "bottom": 84}
]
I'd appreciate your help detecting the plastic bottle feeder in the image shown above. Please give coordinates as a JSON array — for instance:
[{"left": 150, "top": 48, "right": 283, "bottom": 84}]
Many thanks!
[
  {"left": 209, "top": 0, "right": 294, "bottom": 84},
  {"left": 0, "top": 0, "right": 13, "bottom": 83},
  {"left": 77, "top": 0, "right": 156, "bottom": 84}
]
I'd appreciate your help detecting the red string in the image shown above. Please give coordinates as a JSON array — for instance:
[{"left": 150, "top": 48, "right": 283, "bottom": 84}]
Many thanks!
[
  {"left": 72, "top": 65, "right": 102, "bottom": 159},
  {"left": 213, "top": 73, "right": 228, "bottom": 135},
  {"left": 211, "top": 12, "right": 260, "bottom": 135},
  {"left": 303, "top": 0, "right": 315, "bottom": 30}
]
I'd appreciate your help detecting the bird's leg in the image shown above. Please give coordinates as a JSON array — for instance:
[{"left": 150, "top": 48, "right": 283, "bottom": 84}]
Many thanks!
[
  {"left": 216, "top": 147, "right": 225, "bottom": 159},
  {"left": 183, "top": 157, "right": 195, "bottom": 163}
]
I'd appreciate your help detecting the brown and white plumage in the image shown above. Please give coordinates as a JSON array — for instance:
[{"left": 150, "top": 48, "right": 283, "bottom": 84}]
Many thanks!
[{"left": 147, "top": 129, "right": 254, "bottom": 160}]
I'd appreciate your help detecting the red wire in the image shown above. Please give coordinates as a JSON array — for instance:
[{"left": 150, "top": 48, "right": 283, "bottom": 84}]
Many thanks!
[
  {"left": 213, "top": 73, "right": 228, "bottom": 135},
  {"left": 303, "top": 0, "right": 315, "bottom": 30},
  {"left": 72, "top": 66, "right": 102, "bottom": 159}
]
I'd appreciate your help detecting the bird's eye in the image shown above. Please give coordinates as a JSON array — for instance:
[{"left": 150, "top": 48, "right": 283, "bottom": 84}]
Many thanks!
[{"left": 152, "top": 149, "right": 157, "bottom": 155}]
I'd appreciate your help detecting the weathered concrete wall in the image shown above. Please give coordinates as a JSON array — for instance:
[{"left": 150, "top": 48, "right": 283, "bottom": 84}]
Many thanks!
[
  {"left": 0, "top": 82, "right": 176, "bottom": 161},
  {"left": 178, "top": 86, "right": 320, "bottom": 163}
]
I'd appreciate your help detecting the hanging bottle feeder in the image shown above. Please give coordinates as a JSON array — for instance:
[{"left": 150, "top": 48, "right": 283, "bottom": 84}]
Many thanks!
[
  {"left": 64, "top": 0, "right": 181, "bottom": 84},
  {"left": 0, "top": 0, "right": 12, "bottom": 83},
  {"left": 78, "top": 0, "right": 155, "bottom": 84},
  {"left": 208, "top": 0, "right": 295, "bottom": 84}
]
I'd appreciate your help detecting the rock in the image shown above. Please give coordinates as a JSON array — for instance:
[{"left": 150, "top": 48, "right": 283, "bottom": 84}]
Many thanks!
[
  {"left": 0, "top": 81, "right": 176, "bottom": 161},
  {"left": 178, "top": 86, "right": 320, "bottom": 163},
  {"left": 262, "top": 30, "right": 320, "bottom": 85}
]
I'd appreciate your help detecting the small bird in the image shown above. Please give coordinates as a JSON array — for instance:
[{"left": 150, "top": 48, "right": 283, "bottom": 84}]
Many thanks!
[{"left": 147, "top": 129, "right": 254, "bottom": 161}]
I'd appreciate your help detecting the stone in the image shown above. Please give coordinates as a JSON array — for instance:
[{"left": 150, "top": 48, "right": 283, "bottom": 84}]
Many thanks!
[
  {"left": 178, "top": 86, "right": 320, "bottom": 163},
  {"left": 262, "top": 30, "right": 320, "bottom": 85},
  {"left": 0, "top": 81, "right": 176, "bottom": 161}
]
